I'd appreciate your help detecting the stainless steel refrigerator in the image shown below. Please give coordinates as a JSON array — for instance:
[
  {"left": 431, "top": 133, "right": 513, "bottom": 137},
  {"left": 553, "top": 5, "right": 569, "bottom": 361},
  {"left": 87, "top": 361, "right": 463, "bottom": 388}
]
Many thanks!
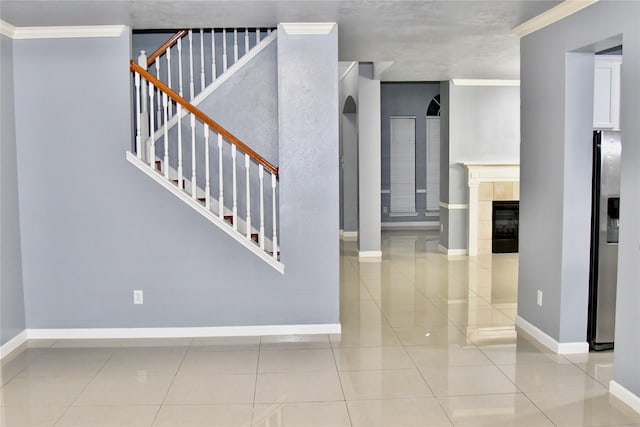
[{"left": 588, "top": 130, "right": 621, "bottom": 351}]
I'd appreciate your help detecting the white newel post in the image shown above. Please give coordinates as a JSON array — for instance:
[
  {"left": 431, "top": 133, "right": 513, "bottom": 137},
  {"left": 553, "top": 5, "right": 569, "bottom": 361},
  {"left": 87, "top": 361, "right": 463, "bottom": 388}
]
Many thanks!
[
  {"left": 134, "top": 71, "right": 141, "bottom": 159},
  {"left": 177, "top": 104, "right": 183, "bottom": 189},
  {"left": 137, "top": 51, "right": 149, "bottom": 155}
]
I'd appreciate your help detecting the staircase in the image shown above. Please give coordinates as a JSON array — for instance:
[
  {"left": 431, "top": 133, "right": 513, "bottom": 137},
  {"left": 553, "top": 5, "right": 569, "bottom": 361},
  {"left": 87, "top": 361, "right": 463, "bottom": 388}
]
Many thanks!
[{"left": 128, "top": 28, "right": 283, "bottom": 273}]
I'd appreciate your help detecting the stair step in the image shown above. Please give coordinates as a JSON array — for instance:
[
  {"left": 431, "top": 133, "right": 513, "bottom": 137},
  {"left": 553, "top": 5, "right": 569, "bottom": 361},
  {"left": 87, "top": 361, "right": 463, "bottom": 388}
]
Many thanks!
[
  {"left": 197, "top": 197, "right": 206, "bottom": 205},
  {"left": 155, "top": 160, "right": 162, "bottom": 172},
  {"left": 224, "top": 215, "right": 234, "bottom": 225},
  {"left": 171, "top": 179, "right": 186, "bottom": 190},
  {"left": 251, "top": 233, "right": 259, "bottom": 244}
]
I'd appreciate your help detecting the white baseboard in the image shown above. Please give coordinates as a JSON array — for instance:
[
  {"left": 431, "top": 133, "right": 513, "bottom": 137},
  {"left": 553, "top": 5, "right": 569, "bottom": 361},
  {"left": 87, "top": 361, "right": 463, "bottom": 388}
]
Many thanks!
[
  {"left": 0, "top": 330, "right": 28, "bottom": 359},
  {"left": 515, "top": 316, "right": 589, "bottom": 355},
  {"left": 358, "top": 250, "right": 382, "bottom": 259},
  {"left": 438, "top": 244, "right": 468, "bottom": 256},
  {"left": 26, "top": 324, "right": 342, "bottom": 340},
  {"left": 381, "top": 221, "right": 439, "bottom": 229},
  {"left": 610, "top": 380, "right": 640, "bottom": 414},
  {"left": 342, "top": 231, "right": 358, "bottom": 240}
]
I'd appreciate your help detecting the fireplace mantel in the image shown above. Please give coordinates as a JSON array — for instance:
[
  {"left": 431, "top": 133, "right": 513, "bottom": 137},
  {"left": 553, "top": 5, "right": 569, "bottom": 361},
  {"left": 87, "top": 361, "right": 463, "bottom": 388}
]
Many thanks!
[{"left": 463, "top": 163, "right": 520, "bottom": 256}]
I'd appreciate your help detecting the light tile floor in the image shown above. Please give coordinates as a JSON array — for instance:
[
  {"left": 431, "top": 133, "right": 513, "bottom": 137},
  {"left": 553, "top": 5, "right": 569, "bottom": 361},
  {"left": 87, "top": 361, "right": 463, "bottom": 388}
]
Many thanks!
[{"left": 1, "top": 230, "right": 639, "bottom": 426}]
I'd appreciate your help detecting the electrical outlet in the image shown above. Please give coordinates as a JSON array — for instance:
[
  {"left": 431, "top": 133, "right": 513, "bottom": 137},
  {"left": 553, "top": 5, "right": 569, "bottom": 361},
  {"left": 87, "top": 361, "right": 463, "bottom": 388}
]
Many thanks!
[
  {"left": 383, "top": 206, "right": 388, "bottom": 213},
  {"left": 440, "top": 224, "right": 444, "bottom": 233},
  {"left": 133, "top": 290, "right": 144, "bottom": 305},
  {"left": 537, "top": 290, "right": 543, "bottom": 307}
]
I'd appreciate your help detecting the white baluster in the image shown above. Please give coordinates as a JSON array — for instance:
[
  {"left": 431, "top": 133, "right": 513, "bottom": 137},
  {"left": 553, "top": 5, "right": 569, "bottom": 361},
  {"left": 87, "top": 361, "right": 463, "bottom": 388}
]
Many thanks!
[
  {"left": 244, "top": 28, "right": 249, "bottom": 54},
  {"left": 233, "top": 29, "right": 238, "bottom": 65},
  {"left": 245, "top": 154, "right": 251, "bottom": 239},
  {"left": 162, "top": 93, "right": 169, "bottom": 179},
  {"left": 188, "top": 30, "right": 194, "bottom": 100},
  {"left": 256, "top": 28, "right": 261, "bottom": 43},
  {"left": 148, "top": 82, "right": 155, "bottom": 167},
  {"left": 232, "top": 145, "right": 238, "bottom": 230},
  {"left": 137, "top": 51, "right": 149, "bottom": 147},
  {"left": 199, "top": 29, "right": 205, "bottom": 90},
  {"left": 177, "top": 104, "right": 183, "bottom": 189},
  {"left": 218, "top": 134, "right": 224, "bottom": 219},
  {"left": 259, "top": 165, "right": 265, "bottom": 250},
  {"left": 134, "top": 72, "right": 142, "bottom": 159},
  {"left": 222, "top": 29, "right": 228, "bottom": 72},
  {"left": 271, "top": 174, "right": 278, "bottom": 258},
  {"left": 166, "top": 47, "right": 172, "bottom": 115},
  {"left": 190, "top": 113, "right": 196, "bottom": 199},
  {"left": 211, "top": 29, "right": 217, "bottom": 81},
  {"left": 204, "top": 124, "right": 211, "bottom": 210},
  {"left": 177, "top": 37, "right": 184, "bottom": 98},
  {"left": 155, "top": 58, "right": 161, "bottom": 124}
]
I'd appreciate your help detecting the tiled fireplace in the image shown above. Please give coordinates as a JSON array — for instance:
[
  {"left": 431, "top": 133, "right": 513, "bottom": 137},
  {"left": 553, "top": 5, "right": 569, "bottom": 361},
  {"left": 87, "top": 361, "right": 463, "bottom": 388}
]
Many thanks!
[{"left": 463, "top": 163, "right": 520, "bottom": 256}]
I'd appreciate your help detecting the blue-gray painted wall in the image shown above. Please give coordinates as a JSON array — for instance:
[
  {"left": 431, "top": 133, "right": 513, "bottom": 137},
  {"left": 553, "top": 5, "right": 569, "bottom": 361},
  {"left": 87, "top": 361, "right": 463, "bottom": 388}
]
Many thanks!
[
  {"left": 519, "top": 1, "right": 640, "bottom": 397},
  {"left": 380, "top": 82, "right": 440, "bottom": 224},
  {"left": 339, "top": 62, "right": 359, "bottom": 233},
  {"left": 12, "top": 27, "right": 339, "bottom": 329},
  {"left": 1, "top": 34, "right": 26, "bottom": 346}
]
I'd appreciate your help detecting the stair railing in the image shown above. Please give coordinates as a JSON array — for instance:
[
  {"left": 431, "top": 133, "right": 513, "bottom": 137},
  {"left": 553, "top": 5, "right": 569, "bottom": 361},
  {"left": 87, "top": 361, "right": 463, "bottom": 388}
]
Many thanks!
[
  {"left": 141, "top": 28, "right": 274, "bottom": 113},
  {"left": 131, "top": 60, "right": 279, "bottom": 260}
]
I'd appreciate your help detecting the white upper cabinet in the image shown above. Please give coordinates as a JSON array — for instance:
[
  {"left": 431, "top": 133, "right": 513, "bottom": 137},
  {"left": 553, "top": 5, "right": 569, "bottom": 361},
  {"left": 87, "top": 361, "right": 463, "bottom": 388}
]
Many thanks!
[{"left": 594, "top": 55, "right": 622, "bottom": 130}]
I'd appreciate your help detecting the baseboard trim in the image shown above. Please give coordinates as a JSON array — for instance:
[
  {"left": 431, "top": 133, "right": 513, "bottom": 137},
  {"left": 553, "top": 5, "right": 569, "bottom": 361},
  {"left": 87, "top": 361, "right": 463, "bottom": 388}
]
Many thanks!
[
  {"left": 515, "top": 315, "right": 589, "bottom": 355},
  {"left": 610, "top": 380, "right": 640, "bottom": 415},
  {"left": 358, "top": 250, "right": 382, "bottom": 259},
  {"left": 342, "top": 231, "right": 358, "bottom": 240},
  {"left": 438, "top": 244, "right": 468, "bottom": 256},
  {"left": 0, "top": 330, "right": 28, "bottom": 360},
  {"left": 26, "top": 324, "right": 342, "bottom": 340}
]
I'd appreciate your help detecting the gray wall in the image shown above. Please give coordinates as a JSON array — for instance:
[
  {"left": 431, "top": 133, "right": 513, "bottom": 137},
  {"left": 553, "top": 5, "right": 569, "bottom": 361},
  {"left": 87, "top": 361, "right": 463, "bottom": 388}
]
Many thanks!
[
  {"left": 339, "top": 62, "right": 359, "bottom": 233},
  {"left": 357, "top": 64, "right": 381, "bottom": 253},
  {"left": 518, "top": 1, "right": 639, "bottom": 397},
  {"left": 277, "top": 23, "right": 340, "bottom": 323},
  {"left": 13, "top": 27, "right": 339, "bottom": 329},
  {"left": 1, "top": 34, "right": 26, "bottom": 346},
  {"left": 380, "top": 83, "right": 440, "bottom": 223},
  {"left": 442, "top": 82, "right": 520, "bottom": 251}
]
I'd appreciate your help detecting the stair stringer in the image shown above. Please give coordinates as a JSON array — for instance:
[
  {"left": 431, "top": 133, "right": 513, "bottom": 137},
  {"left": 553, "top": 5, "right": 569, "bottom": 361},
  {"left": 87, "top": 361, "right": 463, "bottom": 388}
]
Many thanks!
[
  {"left": 147, "top": 30, "right": 278, "bottom": 145},
  {"left": 126, "top": 152, "right": 284, "bottom": 273}
]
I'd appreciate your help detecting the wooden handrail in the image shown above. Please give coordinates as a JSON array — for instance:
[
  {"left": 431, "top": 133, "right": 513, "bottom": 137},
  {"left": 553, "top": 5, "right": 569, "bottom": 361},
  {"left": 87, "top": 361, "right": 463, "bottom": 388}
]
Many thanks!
[
  {"left": 131, "top": 60, "right": 279, "bottom": 178},
  {"left": 146, "top": 30, "right": 189, "bottom": 67}
]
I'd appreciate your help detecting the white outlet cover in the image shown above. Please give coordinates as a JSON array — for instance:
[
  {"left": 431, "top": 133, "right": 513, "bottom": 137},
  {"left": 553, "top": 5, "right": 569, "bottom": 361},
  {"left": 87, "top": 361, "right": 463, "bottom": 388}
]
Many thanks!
[
  {"left": 537, "top": 290, "right": 543, "bottom": 306},
  {"left": 134, "top": 290, "right": 144, "bottom": 305}
]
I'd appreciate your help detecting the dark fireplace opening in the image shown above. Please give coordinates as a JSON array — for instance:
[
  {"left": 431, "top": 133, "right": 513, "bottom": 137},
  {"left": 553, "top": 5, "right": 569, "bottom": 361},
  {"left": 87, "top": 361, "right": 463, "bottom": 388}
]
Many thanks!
[{"left": 492, "top": 201, "right": 519, "bottom": 253}]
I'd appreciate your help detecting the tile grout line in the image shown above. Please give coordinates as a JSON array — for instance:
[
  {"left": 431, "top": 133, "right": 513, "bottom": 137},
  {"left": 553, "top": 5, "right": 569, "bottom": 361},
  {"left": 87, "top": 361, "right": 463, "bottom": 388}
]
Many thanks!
[{"left": 149, "top": 341, "right": 192, "bottom": 426}]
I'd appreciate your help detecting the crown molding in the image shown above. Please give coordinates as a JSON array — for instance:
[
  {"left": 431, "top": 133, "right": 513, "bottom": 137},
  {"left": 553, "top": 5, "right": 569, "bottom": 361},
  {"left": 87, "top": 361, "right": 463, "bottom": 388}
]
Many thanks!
[
  {"left": 512, "top": 0, "right": 599, "bottom": 38},
  {"left": 0, "top": 20, "right": 17, "bottom": 38},
  {"left": 2, "top": 24, "right": 126, "bottom": 40},
  {"left": 280, "top": 23, "right": 336, "bottom": 35},
  {"left": 452, "top": 79, "right": 520, "bottom": 87}
]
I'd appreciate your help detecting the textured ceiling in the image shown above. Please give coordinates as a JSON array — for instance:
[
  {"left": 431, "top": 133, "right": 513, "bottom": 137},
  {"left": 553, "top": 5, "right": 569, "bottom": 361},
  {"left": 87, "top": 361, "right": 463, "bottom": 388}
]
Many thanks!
[{"left": 0, "top": 1, "right": 561, "bottom": 81}]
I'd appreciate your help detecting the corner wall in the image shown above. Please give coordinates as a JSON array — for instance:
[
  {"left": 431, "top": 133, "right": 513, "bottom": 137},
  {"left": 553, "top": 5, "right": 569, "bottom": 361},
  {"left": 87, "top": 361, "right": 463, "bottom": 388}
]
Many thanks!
[
  {"left": 518, "top": 0, "right": 640, "bottom": 400},
  {"left": 0, "top": 33, "right": 26, "bottom": 347}
]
